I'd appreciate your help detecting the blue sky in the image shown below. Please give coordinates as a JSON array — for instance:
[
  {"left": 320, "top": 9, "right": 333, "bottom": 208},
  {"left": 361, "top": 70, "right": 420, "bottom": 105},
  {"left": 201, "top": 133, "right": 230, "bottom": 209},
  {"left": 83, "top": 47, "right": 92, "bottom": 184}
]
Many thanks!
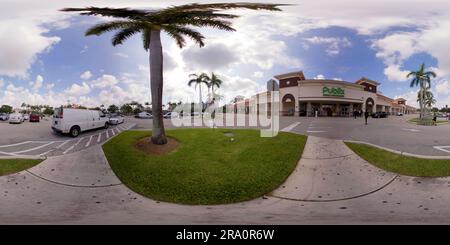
[{"left": 1, "top": 0, "right": 450, "bottom": 108}]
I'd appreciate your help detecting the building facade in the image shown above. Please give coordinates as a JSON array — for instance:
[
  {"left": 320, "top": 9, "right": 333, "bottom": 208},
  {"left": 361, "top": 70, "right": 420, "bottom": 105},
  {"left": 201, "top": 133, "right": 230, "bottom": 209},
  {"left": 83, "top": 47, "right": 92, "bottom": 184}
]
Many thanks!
[{"left": 276, "top": 71, "right": 416, "bottom": 117}]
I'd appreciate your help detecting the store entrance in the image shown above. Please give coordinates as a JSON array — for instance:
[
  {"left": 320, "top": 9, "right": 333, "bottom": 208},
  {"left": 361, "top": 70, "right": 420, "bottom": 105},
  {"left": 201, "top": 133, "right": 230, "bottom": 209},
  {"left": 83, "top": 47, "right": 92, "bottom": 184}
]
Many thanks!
[{"left": 321, "top": 104, "right": 335, "bottom": 117}]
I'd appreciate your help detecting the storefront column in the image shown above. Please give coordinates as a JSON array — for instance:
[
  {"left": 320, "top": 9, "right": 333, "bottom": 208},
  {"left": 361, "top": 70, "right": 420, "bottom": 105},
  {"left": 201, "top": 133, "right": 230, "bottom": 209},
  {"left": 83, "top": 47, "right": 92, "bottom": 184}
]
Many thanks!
[
  {"left": 336, "top": 103, "right": 340, "bottom": 117},
  {"left": 349, "top": 103, "right": 354, "bottom": 115},
  {"left": 306, "top": 102, "right": 312, "bottom": 117}
]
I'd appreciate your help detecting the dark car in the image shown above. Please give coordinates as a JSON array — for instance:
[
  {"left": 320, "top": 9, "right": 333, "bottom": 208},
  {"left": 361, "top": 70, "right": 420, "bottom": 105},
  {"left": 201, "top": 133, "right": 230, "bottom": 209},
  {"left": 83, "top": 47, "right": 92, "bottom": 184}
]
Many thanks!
[
  {"left": 29, "top": 112, "right": 40, "bottom": 122},
  {"left": 371, "top": 111, "right": 388, "bottom": 118}
]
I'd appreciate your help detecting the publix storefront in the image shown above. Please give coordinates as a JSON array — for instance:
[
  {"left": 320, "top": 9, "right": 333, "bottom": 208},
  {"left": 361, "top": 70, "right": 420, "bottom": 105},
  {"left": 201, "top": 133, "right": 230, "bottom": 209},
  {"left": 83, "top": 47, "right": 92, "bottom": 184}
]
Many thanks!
[{"left": 275, "top": 71, "right": 414, "bottom": 117}]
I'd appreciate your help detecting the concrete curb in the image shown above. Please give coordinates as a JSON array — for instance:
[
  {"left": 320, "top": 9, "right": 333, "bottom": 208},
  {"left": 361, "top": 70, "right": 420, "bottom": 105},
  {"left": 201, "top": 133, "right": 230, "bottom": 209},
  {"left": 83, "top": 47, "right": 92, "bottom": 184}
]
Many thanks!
[
  {"left": 344, "top": 140, "right": 450, "bottom": 159},
  {"left": 0, "top": 155, "right": 46, "bottom": 160}
]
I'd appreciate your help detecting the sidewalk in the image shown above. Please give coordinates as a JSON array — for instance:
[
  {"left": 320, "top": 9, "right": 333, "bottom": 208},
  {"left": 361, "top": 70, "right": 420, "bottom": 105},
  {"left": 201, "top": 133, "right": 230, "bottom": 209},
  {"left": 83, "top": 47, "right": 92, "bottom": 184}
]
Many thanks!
[{"left": 271, "top": 136, "right": 397, "bottom": 201}]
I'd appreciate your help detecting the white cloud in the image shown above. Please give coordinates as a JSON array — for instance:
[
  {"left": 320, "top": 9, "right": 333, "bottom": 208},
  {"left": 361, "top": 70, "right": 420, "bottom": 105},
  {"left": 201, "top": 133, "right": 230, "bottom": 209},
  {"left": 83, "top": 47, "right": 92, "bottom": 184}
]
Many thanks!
[
  {"left": 436, "top": 80, "right": 450, "bottom": 95},
  {"left": 114, "top": 52, "right": 129, "bottom": 58},
  {"left": 64, "top": 82, "right": 91, "bottom": 96},
  {"left": 305, "top": 36, "right": 352, "bottom": 56},
  {"left": 253, "top": 71, "right": 264, "bottom": 78},
  {"left": 32, "top": 75, "right": 44, "bottom": 90},
  {"left": 46, "top": 83, "right": 55, "bottom": 90},
  {"left": 90, "top": 74, "right": 119, "bottom": 89},
  {"left": 314, "top": 74, "right": 325, "bottom": 80},
  {"left": 0, "top": 79, "right": 4, "bottom": 88},
  {"left": 182, "top": 43, "right": 239, "bottom": 71},
  {"left": 383, "top": 64, "right": 410, "bottom": 82},
  {"left": 80, "top": 71, "right": 92, "bottom": 80}
]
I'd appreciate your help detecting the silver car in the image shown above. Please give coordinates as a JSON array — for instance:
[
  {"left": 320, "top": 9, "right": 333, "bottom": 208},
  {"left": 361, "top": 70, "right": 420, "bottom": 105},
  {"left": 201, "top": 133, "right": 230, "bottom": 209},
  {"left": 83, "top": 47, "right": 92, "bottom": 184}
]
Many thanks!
[{"left": 108, "top": 113, "right": 125, "bottom": 125}]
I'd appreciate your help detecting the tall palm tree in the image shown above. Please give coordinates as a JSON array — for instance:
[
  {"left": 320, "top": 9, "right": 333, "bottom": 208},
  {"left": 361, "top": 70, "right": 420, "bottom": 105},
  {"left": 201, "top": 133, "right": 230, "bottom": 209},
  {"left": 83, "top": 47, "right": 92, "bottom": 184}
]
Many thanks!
[
  {"left": 407, "top": 63, "right": 436, "bottom": 119},
  {"left": 61, "top": 3, "right": 286, "bottom": 145},
  {"left": 208, "top": 72, "right": 223, "bottom": 103},
  {"left": 418, "top": 90, "right": 436, "bottom": 108},
  {"left": 188, "top": 73, "right": 209, "bottom": 105}
]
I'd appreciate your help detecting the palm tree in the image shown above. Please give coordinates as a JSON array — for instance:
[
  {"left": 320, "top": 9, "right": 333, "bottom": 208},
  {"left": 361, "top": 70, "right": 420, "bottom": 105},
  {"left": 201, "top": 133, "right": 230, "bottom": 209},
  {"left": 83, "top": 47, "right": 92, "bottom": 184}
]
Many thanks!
[
  {"left": 188, "top": 73, "right": 209, "bottom": 106},
  {"left": 407, "top": 63, "right": 436, "bottom": 119},
  {"left": 208, "top": 72, "right": 223, "bottom": 103},
  {"left": 61, "top": 3, "right": 286, "bottom": 145},
  {"left": 418, "top": 90, "right": 436, "bottom": 108}
]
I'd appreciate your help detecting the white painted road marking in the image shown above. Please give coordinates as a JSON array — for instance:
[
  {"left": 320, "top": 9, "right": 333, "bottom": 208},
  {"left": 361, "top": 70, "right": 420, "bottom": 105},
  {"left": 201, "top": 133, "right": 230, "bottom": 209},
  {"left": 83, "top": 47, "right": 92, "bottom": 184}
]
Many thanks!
[
  {"left": 111, "top": 129, "right": 116, "bottom": 136},
  {"left": 63, "top": 137, "right": 84, "bottom": 155},
  {"left": 281, "top": 122, "right": 301, "bottom": 132},
  {"left": 85, "top": 135, "right": 93, "bottom": 147},
  {"left": 106, "top": 130, "right": 110, "bottom": 139},
  {"left": 56, "top": 140, "right": 70, "bottom": 149},
  {"left": 433, "top": 146, "right": 450, "bottom": 154},
  {"left": 0, "top": 141, "right": 32, "bottom": 148},
  {"left": 402, "top": 128, "right": 420, "bottom": 132},
  {"left": 97, "top": 133, "right": 102, "bottom": 143},
  {"left": 12, "top": 142, "right": 54, "bottom": 154},
  {"left": 307, "top": 130, "right": 327, "bottom": 133}
]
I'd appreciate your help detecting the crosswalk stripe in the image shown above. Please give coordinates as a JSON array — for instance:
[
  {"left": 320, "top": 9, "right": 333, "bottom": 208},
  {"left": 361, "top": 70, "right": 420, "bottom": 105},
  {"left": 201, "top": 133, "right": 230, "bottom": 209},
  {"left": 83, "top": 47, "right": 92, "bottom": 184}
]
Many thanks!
[
  {"left": 63, "top": 137, "right": 83, "bottom": 154},
  {"left": 85, "top": 135, "right": 93, "bottom": 147},
  {"left": 12, "top": 142, "right": 54, "bottom": 154}
]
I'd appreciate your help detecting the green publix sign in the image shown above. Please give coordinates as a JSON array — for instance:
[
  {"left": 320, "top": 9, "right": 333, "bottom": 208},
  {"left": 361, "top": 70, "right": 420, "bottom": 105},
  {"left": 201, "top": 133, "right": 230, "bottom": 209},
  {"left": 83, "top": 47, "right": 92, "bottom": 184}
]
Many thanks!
[{"left": 323, "top": 87, "right": 345, "bottom": 97}]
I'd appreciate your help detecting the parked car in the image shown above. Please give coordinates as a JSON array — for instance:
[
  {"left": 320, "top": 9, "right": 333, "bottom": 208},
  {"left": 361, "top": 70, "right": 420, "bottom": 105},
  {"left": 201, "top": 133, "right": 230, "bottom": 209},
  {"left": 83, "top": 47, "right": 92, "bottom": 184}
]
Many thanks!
[
  {"left": 396, "top": 112, "right": 404, "bottom": 116},
  {"left": 135, "top": 112, "right": 152, "bottom": 119},
  {"left": 23, "top": 114, "right": 29, "bottom": 120},
  {"left": 163, "top": 112, "right": 179, "bottom": 119},
  {"left": 372, "top": 111, "right": 388, "bottom": 118},
  {"left": 29, "top": 112, "right": 40, "bottom": 122},
  {"left": 0, "top": 113, "right": 9, "bottom": 121},
  {"left": 108, "top": 113, "right": 125, "bottom": 125},
  {"left": 9, "top": 113, "right": 24, "bottom": 124},
  {"left": 52, "top": 107, "right": 109, "bottom": 137}
]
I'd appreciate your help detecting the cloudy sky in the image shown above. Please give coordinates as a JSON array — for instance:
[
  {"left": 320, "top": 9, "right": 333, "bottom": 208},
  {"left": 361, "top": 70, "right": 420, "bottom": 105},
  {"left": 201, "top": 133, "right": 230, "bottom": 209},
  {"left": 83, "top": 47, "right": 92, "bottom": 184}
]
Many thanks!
[{"left": 1, "top": 0, "right": 450, "bottom": 108}]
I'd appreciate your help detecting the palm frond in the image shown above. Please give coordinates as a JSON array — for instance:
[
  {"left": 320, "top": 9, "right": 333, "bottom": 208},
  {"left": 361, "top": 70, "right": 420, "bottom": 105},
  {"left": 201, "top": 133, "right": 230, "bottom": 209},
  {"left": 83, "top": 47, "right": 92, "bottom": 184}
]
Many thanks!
[
  {"left": 168, "top": 3, "right": 289, "bottom": 12},
  {"left": 85, "top": 21, "right": 138, "bottom": 36},
  {"left": 163, "top": 25, "right": 205, "bottom": 47},
  {"left": 112, "top": 27, "right": 142, "bottom": 46},
  {"left": 61, "top": 7, "right": 147, "bottom": 19},
  {"left": 142, "top": 29, "right": 151, "bottom": 51}
]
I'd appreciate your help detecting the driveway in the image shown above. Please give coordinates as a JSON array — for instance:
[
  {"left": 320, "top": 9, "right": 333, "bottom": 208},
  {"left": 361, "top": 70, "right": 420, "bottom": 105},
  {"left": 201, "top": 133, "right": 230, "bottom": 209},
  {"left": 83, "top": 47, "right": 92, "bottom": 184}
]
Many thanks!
[
  {"left": 282, "top": 115, "right": 450, "bottom": 156},
  {"left": 3, "top": 131, "right": 450, "bottom": 224},
  {"left": 0, "top": 123, "right": 135, "bottom": 158}
]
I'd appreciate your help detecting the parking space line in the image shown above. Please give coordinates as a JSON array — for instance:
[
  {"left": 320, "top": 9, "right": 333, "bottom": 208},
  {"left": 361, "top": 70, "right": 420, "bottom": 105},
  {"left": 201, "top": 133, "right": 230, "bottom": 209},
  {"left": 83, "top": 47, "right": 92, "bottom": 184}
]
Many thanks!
[
  {"left": 306, "top": 130, "right": 327, "bottom": 133},
  {"left": 0, "top": 141, "right": 32, "bottom": 148},
  {"left": 56, "top": 140, "right": 70, "bottom": 149},
  {"left": 111, "top": 129, "right": 116, "bottom": 136},
  {"left": 281, "top": 122, "right": 301, "bottom": 132},
  {"left": 63, "top": 137, "right": 84, "bottom": 155},
  {"left": 106, "top": 130, "right": 110, "bottom": 139},
  {"left": 85, "top": 135, "right": 93, "bottom": 147},
  {"left": 12, "top": 142, "right": 55, "bottom": 154},
  {"left": 97, "top": 133, "right": 102, "bottom": 143},
  {"left": 0, "top": 151, "right": 18, "bottom": 156},
  {"left": 433, "top": 146, "right": 450, "bottom": 154}
]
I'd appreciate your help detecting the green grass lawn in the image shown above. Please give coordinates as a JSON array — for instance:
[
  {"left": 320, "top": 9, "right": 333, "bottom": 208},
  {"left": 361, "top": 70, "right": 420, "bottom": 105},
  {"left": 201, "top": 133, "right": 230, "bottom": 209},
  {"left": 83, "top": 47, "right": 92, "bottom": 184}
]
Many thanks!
[
  {"left": 103, "top": 129, "right": 307, "bottom": 205},
  {"left": 408, "top": 117, "right": 448, "bottom": 125},
  {"left": 0, "top": 159, "right": 42, "bottom": 176},
  {"left": 345, "top": 142, "right": 450, "bottom": 177}
]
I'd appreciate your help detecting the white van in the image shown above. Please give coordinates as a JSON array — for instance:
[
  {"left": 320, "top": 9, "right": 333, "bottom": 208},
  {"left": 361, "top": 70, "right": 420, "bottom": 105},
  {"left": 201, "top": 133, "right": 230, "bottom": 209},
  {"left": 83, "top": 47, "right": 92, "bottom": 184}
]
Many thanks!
[{"left": 52, "top": 107, "right": 110, "bottom": 137}]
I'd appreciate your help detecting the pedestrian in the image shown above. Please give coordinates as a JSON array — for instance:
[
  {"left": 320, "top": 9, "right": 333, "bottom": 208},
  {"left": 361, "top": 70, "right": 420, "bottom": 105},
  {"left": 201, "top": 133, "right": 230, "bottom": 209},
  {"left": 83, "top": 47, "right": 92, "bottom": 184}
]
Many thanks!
[
  {"left": 353, "top": 110, "right": 357, "bottom": 119},
  {"left": 364, "top": 110, "right": 369, "bottom": 125},
  {"left": 433, "top": 113, "right": 437, "bottom": 126}
]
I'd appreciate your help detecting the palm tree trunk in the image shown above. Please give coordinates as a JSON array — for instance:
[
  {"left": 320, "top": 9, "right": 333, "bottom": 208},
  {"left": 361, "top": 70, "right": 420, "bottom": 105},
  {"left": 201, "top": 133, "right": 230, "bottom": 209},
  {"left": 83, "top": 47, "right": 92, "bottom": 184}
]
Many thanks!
[
  {"left": 149, "top": 29, "right": 167, "bottom": 145},
  {"left": 199, "top": 84, "right": 202, "bottom": 106}
]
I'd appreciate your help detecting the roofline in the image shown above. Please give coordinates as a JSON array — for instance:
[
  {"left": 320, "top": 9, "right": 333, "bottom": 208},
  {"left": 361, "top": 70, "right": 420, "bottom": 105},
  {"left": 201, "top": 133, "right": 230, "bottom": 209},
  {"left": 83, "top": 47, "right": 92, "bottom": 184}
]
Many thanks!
[
  {"left": 355, "top": 77, "right": 381, "bottom": 86},
  {"left": 274, "top": 71, "right": 305, "bottom": 80}
]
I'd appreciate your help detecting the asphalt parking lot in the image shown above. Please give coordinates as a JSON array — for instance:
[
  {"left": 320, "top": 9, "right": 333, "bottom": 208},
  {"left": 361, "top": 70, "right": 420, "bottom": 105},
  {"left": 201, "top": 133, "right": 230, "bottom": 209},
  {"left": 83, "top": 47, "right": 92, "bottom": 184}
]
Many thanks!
[
  {"left": 280, "top": 114, "right": 450, "bottom": 156},
  {"left": 0, "top": 118, "right": 135, "bottom": 158},
  {"left": 1, "top": 114, "right": 450, "bottom": 157}
]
